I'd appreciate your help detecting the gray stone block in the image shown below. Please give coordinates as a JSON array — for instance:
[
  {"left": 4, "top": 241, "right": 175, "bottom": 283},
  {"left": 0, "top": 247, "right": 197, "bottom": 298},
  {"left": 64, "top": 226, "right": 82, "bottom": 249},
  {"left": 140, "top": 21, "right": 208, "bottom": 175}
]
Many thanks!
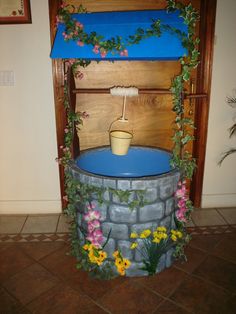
[
  {"left": 156, "top": 254, "right": 166, "bottom": 273},
  {"left": 79, "top": 173, "right": 89, "bottom": 184},
  {"left": 131, "top": 180, "right": 145, "bottom": 190},
  {"left": 102, "top": 222, "right": 128, "bottom": 240},
  {"left": 103, "top": 190, "right": 110, "bottom": 202},
  {"left": 165, "top": 197, "right": 174, "bottom": 216},
  {"left": 117, "top": 240, "right": 134, "bottom": 260},
  {"left": 134, "top": 239, "right": 145, "bottom": 262},
  {"left": 171, "top": 213, "right": 177, "bottom": 229},
  {"left": 88, "top": 175, "right": 103, "bottom": 187},
  {"left": 132, "top": 179, "right": 158, "bottom": 189},
  {"left": 112, "top": 191, "right": 136, "bottom": 204},
  {"left": 125, "top": 262, "right": 148, "bottom": 277},
  {"left": 131, "top": 222, "right": 158, "bottom": 235},
  {"left": 145, "top": 188, "right": 158, "bottom": 203},
  {"left": 71, "top": 169, "right": 80, "bottom": 181},
  {"left": 103, "top": 178, "right": 117, "bottom": 189},
  {"left": 109, "top": 205, "right": 137, "bottom": 223},
  {"left": 159, "top": 177, "right": 174, "bottom": 200},
  {"left": 166, "top": 247, "right": 175, "bottom": 268},
  {"left": 102, "top": 238, "right": 116, "bottom": 259},
  {"left": 139, "top": 203, "right": 165, "bottom": 222},
  {"left": 117, "top": 180, "right": 131, "bottom": 190},
  {"left": 159, "top": 216, "right": 171, "bottom": 229}
]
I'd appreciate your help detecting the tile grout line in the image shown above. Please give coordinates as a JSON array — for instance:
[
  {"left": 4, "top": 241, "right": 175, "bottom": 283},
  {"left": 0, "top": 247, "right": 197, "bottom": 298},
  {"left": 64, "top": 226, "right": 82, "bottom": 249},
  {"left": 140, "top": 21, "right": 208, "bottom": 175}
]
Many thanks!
[
  {"left": 215, "top": 208, "right": 230, "bottom": 225},
  {"left": 55, "top": 214, "right": 61, "bottom": 233},
  {"left": 19, "top": 215, "right": 28, "bottom": 233}
]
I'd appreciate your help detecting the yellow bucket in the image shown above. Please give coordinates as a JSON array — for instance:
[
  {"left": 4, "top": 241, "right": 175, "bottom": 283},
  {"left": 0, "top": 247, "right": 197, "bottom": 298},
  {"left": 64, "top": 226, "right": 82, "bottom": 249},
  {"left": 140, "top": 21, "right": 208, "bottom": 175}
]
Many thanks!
[{"left": 110, "top": 130, "right": 133, "bottom": 155}]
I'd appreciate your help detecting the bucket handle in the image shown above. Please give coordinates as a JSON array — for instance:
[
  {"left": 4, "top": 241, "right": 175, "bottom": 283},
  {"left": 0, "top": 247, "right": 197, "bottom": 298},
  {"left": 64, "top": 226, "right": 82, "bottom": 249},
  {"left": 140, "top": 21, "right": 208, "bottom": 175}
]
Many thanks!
[{"left": 108, "top": 118, "right": 133, "bottom": 135}]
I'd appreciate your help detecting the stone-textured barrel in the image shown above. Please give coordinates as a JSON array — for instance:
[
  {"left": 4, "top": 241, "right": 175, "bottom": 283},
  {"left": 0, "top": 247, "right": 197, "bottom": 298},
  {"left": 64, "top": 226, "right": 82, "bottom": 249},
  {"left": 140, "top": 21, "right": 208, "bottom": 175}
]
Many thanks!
[{"left": 70, "top": 157, "right": 180, "bottom": 277}]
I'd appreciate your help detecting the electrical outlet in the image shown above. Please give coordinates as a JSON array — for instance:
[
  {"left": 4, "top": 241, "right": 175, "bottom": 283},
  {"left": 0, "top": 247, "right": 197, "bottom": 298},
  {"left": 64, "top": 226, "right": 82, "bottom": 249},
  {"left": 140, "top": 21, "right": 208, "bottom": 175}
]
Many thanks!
[{"left": 0, "top": 71, "right": 14, "bottom": 86}]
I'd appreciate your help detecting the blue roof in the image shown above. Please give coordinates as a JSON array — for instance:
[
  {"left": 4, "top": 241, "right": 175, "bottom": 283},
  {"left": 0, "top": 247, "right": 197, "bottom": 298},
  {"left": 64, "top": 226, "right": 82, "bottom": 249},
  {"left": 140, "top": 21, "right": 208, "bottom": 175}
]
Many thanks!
[{"left": 50, "top": 10, "right": 187, "bottom": 61}]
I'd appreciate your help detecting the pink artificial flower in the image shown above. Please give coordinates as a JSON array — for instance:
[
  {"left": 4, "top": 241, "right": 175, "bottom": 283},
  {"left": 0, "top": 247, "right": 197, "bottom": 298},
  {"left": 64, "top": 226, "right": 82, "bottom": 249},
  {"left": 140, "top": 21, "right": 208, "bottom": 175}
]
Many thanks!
[
  {"left": 87, "top": 220, "right": 101, "bottom": 233},
  {"left": 100, "top": 50, "right": 107, "bottom": 58},
  {"left": 120, "top": 49, "right": 128, "bottom": 57},
  {"left": 92, "top": 44, "right": 100, "bottom": 54},
  {"left": 81, "top": 111, "right": 89, "bottom": 118},
  {"left": 75, "top": 21, "right": 83, "bottom": 29},
  {"left": 63, "top": 195, "right": 68, "bottom": 202},
  {"left": 77, "top": 40, "right": 84, "bottom": 47},
  {"left": 68, "top": 59, "right": 76, "bottom": 65},
  {"left": 176, "top": 210, "right": 187, "bottom": 222},
  {"left": 83, "top": 210, "right": 101, "bottom": 222},
  {"left": 86, "top": 203, "right": 96, "bottom": 210},
  {"left": 60, "top": 2, "right": 67, "bottom": 8},
  {"left": 86, "top": 229, "right": 103, "bottom": 247},
  {"left": 64, "top": 128, "right": 69, "bottom": 133}
]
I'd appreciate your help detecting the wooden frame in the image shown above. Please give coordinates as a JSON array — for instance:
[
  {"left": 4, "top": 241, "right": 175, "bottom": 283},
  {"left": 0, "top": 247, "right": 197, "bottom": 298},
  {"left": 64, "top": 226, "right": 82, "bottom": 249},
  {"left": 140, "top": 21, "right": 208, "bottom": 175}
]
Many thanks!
[
  {"left": 0, "top": 0, "right": 31, "bottom": 24},
  {"left": 48, "top": 0, "right": 217, "bottom": 208}
]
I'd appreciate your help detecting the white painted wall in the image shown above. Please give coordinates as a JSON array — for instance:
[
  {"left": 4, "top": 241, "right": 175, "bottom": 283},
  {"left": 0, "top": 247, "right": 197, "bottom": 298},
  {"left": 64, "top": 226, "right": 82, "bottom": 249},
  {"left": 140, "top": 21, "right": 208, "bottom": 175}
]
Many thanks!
[
  {"left": 0, "top": 0, "right": 61, "bottom": 213},
  {"left": 202, "top": 0, "right": 236, "bottom": 207}
]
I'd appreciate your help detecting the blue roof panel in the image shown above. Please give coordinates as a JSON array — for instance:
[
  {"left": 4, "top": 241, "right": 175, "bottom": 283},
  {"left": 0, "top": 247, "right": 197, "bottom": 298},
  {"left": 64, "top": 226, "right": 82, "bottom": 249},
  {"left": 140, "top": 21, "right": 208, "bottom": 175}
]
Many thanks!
[{"left": 50, "top": 10, "right": 187, "bottom": 60}]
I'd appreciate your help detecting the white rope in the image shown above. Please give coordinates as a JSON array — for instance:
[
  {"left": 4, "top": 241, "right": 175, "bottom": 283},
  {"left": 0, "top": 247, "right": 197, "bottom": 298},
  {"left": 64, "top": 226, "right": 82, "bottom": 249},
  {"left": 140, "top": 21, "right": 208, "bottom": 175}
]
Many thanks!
[{"left": 110, "top": 86, "right": 139, "bottom": 97}]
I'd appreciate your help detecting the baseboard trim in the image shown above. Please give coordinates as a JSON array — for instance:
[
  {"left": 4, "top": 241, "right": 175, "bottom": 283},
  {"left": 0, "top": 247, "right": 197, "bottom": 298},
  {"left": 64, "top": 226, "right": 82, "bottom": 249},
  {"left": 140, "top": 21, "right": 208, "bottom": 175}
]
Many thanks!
[
  {"left": 201, "top": 194, "right": 236, "bottom": 208},
  {"left": 0, "top": 200, "right": 62, "bottom": 214}
]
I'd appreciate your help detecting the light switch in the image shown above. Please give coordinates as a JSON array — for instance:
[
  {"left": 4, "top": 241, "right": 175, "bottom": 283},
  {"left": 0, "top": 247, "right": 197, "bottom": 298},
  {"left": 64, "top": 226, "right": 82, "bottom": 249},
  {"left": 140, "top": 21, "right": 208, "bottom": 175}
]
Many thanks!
[{"left": 0, "top": 71, "right": 14, "bottom": 86}]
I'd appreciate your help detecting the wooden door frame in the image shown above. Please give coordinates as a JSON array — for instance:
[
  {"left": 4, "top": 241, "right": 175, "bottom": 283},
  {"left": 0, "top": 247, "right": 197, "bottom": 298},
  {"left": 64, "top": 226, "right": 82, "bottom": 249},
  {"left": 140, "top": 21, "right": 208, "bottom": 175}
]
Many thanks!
[{"left": 48, "top": 0, "right": 217, "bottom": 208}]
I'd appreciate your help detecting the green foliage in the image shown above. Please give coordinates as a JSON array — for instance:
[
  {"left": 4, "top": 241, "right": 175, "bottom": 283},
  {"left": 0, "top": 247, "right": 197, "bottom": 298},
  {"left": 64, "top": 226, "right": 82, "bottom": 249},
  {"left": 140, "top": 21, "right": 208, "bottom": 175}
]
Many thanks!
[{"left": 218, "top": 94, "right": 236, "bottom": 165}]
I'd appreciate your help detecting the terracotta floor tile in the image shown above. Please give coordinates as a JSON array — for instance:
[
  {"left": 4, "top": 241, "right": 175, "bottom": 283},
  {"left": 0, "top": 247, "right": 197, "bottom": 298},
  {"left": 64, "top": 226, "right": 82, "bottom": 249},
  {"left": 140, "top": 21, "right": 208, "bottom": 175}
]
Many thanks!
[
  {"left": 153, "top": 300, "right": 190, "bottom": 314},
  {"left": 189, "top": 233, "right": 223, "bottom": 252},
  {"left": 212, "top": 233, "right": 236, "bottom": 263},
  {"left": 217, "top": 208, "right": 236, "bottom": 224},
  {"left": 98, "top": 280, "right": 163, "bottom": 314},
  {"left": 0, "top": 215, "right": 27, "bottom": 234},
  {"left": 193, "top": 255, "right": 236, "bottom": 292},
  {"left": 170, "top": 275, "right": 229, "bottom": 313},
  {"left": 39, "top": 244, "right": 78, "bottom": 279},
  {"left": 19, "top": 241, "right": 66, "bottom": 261},
  {"left": 174, "top": 246, "right": 207, "bottom": 274},
  {"left": 56, "top": 214, "right": 71, "bottom": 233},
  {"left": 27, "top": 284, "right": 108, "bottom": 314},
  {"left": 137, "top": 266, "right": 187, "bottom": 297},
  {"left": 3, "top": 263, "right": 60, "bottom": 305},
  {"left": 195, "top": 293, "right": 236, "bottom": 314},
  {"left": 191, "top": 209, "right": 227, "bottom": 226},
  {"left": 0, "top": 246, "right": 34, "bottom": 283},
  {"left": 21, "top": 215, "right": 59, "bottom": 233},
  {"left": 0, "top": 287, "right": 30, "bottom": 314},
  {"left": 40, "top": 244, "right": 128, "bottom": 300}
]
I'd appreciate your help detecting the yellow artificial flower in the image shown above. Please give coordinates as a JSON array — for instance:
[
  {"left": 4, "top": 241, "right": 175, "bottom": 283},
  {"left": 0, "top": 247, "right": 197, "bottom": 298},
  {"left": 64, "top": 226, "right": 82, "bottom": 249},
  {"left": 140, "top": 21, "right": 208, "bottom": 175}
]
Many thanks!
[
  {"left": 130, "top": 242, "right": 138, "bottom": 249},
  {"left": 171, "top": 234, "right": 177, "bottom": 242},
  {"left": 115, "top": 258, "right": 123, "bottom": 267},
  {"left": 88, "top": 250, "right": 97, "bottom": 263},
  {"left": 176, "top": 231, "right": 183, "bottom": 238},
  {"left": 117, "top": 266, "right": 126, "bottom": 276},
  {"left": 153, "top": 231, "right": 158, "bottom": 238},
  {"left": 123, "top": 259, "right": 131, "bottom": 269},
  {"left": 99, "top": 251, "right": 107, "bottom": 261},
  {"left": 157, "top": 226, "right": 167, "bottom": 232},
  {"left": 130, "top": 232, "right": 138, "bottom": 239},
  {"left": 83, "top": 244, "right": 89, "bottom": 251},
  {"left": 113, "top": 250, "right": 119, "bottom": 258},
  {"left": 160, "top": 232, "right": 168, "bottom": 239},
  {"left": 140, "top": 229, "right": 151, "bottom": 238},
  {"left": 152, "top": 237, "right": 161, "bottom": 243}
]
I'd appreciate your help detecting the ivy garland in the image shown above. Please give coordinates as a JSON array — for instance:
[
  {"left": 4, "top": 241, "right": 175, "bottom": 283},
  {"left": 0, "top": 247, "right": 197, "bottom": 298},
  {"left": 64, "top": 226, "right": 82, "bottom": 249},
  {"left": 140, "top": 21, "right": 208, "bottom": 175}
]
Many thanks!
[{"left": 56, "top": 0, "right": 200, "bottom": 279}]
